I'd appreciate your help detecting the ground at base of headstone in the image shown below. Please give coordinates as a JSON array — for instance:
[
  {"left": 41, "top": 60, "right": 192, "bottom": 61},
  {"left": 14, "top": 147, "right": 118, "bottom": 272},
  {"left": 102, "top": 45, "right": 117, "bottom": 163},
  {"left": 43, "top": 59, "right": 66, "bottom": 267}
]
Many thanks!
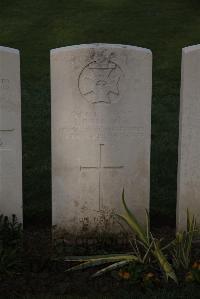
[{"left": 0, "top": 225, "right": 200, "bottom": 298}]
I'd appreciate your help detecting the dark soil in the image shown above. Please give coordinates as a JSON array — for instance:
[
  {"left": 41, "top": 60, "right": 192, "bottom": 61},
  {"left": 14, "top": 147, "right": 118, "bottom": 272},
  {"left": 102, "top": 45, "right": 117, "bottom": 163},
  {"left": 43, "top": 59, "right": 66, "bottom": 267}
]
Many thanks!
[{"left": 1, "top": 226, "right": 199, "bottom": 298}]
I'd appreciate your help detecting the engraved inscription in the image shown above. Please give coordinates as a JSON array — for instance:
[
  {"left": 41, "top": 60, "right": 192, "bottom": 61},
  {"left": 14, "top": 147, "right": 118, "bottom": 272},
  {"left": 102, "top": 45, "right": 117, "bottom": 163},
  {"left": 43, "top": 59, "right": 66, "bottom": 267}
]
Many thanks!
[
  {"left": 0, "top": 129, "right": 14, "bottom": 150},
  {"left": 60, "top": 110, "right": 144, "bottom": 140},
  {"left": 80, "top": 144, "right": 123, "bottom": 210},
  {"left": 78, "top": 54, "right": 123, "bottom": 104},
  {"left": 0, "top": 78, "right": 10, "bottom": 106},
  {"left": 71, "top": 110, "right": 135, "bottom": 128},
  {"left": 61, "top": 126, "right": 144, "bottom": 141},
  {"left": 0, "top": 79, "right": 9, "bottom": 90}
]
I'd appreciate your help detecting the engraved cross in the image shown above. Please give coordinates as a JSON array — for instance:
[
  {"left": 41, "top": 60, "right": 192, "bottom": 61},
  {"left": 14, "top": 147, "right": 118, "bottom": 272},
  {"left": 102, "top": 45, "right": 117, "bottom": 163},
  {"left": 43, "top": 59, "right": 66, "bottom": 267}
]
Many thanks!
[{"left": 80, "top": 144, "right": 123, "bottom": 210}]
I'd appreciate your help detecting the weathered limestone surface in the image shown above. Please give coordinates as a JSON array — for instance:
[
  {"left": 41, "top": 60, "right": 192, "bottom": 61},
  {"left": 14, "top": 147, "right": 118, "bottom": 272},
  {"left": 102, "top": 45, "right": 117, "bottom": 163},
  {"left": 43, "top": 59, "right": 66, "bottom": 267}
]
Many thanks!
[
  {"left": 51, "top": 44, "right": 152, "bottom": 233},
  {"left": 0, "top": 46, "right": 22, "bottom": 221},
  {"left": 177, "top": 45, "right": 200, "bottom": 231}
]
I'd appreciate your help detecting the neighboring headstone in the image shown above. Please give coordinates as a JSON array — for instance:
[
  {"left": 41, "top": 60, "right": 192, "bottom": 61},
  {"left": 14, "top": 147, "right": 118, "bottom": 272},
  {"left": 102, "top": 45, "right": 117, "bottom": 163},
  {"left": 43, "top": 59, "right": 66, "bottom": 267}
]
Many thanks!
[
  {"left": 0, "top": 46, "right": 22, "bottom": 222},
  {"left": 177, "top": 45, "right": 200, "bottom": 231},
  {"left": 51, "top": 44, "right": 152, "bottom": 234}
]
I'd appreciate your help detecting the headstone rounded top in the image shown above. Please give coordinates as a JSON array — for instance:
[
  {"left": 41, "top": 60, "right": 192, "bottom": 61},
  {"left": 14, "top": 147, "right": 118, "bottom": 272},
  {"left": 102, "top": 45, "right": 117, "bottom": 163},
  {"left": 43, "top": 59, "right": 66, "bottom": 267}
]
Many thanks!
[
  {"left": 182, "top": 44, "right": 200, "bottom": 54},
  {"left": 0, "top": 46, "right": 19, "bottom": 55},
  {"left": 50, "top": 43, "right": 152, "bottom": 56}
]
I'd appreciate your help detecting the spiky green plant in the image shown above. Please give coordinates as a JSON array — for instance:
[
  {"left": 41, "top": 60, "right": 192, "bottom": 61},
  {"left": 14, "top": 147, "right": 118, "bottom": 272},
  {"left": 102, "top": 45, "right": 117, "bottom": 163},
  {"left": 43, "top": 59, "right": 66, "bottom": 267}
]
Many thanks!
[
  {"left": 171, "top": 210, "right": 199, "bottom": 270},
  {"left": 116, "top": 190, "right": 177, "bottom": 283}
]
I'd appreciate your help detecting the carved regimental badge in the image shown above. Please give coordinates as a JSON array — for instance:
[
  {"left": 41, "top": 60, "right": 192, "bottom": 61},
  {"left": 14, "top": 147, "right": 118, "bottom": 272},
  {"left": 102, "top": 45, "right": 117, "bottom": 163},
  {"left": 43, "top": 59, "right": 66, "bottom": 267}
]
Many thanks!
[{"left": 78, "top": 55, "right": 123, "bottom": 104}]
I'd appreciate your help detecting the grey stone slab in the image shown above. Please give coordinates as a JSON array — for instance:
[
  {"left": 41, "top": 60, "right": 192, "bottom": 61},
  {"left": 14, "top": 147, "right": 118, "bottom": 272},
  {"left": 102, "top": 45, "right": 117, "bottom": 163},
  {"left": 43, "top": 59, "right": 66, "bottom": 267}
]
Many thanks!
[
  {"left": 177, "top": 45, "right": 200, "bottom": 230},
  {"left": 0, "top": 46, "right": 22, "bottom": 222},
  {"left": 51, "top": 44, "right": 152, "bottom": 234}
]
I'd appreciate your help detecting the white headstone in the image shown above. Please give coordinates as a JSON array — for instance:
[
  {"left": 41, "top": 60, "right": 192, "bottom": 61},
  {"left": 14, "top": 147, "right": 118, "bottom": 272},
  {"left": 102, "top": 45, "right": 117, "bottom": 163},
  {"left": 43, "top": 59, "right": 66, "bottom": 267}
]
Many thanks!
[
  {"left": 51, "top": 44, "right": 152, "bottom": 233},
  {"left": 177, "top": 45, "right": 200, "bottom": 230},
  {"left": 0, "top": 46, "right": 22, "bottom": 222}
]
